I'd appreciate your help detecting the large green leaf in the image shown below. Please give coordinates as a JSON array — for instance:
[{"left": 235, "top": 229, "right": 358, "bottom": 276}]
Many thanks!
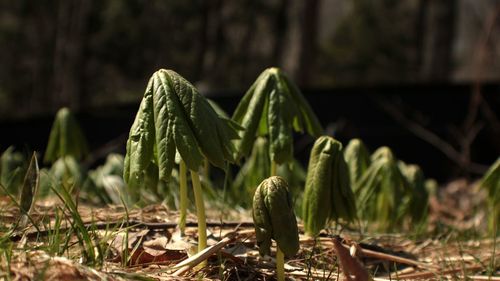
[
  {"left": 302, "top": 136, "right": 356, "bottom": 236},
  {"left": 124, "top": 69, "right": 240, "bottom": 190},
  {"left": 232, "top": 67, "right": 323, "bottom": 164},
  {"left": 44, "top": 107, "right": 89, "bottom": 164}
]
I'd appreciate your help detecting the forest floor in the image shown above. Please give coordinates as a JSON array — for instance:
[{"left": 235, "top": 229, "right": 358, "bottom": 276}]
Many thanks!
[{"left": 1, "top": 179, "right": 499, "bottom": 281}]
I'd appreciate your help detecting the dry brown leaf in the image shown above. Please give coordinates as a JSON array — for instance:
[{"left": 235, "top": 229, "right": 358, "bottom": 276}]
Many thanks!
[{"left": 332, "top": 237, "right": 372, "bottom": 281}]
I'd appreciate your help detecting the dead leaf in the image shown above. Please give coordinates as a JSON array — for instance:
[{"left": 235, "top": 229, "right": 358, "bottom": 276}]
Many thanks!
[{"left": 332, "top": 237, "right": 372, "bottom": 281}]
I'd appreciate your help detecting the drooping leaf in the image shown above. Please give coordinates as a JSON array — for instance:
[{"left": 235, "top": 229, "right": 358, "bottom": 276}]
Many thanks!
[
  {"left": 355, "top": 147, "right": 411, "bottom": 230},
  {"left": 302, "top": 136, "right": 357, "bottom": 236},
  {"left": 124, "top": 69, "right": 240, "bottom": 193},
  {"left": 344, "top": 139, "right": 371, "bottom": 185},
  {"left": 44, "top": 107, "right": 89, "bottom": 164},
  {"left": 252, "top": 176, "right": 299, "bottom": 257},
  {"left": 399, "top": 162, "right": 428, "bottom": 224},
  {"left": 232, "top": 67, "right": 323, "bottom": 164}
]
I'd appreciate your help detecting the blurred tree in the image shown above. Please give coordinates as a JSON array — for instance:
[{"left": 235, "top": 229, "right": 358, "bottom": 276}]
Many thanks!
[{"left": 420, "top": 0, "right": 457, "bottom": 81}]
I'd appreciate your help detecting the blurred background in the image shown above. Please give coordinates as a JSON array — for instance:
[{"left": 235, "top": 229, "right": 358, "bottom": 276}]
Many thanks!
[{"left": 0, "top": 0, "right": 499, "bottom": 180}]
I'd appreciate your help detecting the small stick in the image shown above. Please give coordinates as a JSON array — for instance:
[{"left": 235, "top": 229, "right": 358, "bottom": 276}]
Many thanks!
[
  {"left": 172, "top": 233, "right": 237, "bottom": 276},
  {"left": 395, "top": 264, "right": 484, "bottom": 279},
  {"left": 342, "top": 243, "right": 436, "bottom": 270}
]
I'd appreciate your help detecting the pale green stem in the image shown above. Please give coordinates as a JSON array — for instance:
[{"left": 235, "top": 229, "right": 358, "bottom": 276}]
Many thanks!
[
  {"left": 271, "top": 161, "right": 277, "bottom": 177},
  {"left": 276, "top": 246, "right": 285, "bottom": 281},
  {"left": 203, "top": 158, "right": 210, "bottom": 179},
  {"left": 179, "top": 160, "right": 188, "bottom": 235},
  {"left": 190, "top": 170, "right": 207, "bottom": 255}
]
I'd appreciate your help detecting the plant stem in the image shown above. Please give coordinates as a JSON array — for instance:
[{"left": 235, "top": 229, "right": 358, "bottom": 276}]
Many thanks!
[
  {"left": 179, "top": 160, "right": 188, "bottom": 235},
  {"left": 276, "top": 246, "right": 285, "bottom": 281},
  {"left": 271, "top": 161, "right": 277, "bottom": 176},
  {"left": 190, "top": 170, "right": 207, "bottom": 255}
]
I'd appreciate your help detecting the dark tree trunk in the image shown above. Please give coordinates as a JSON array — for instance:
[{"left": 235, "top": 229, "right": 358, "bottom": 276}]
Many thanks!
[
  {"left": 52, "top": 0, "right": 91, "bottom": 111},
  {"left": 296, "top": 0, "right": 320, "bottom": 86},
  {"left": 414, "top": 0, "right": 429, "bottom": 80},
  {"left": 271, "top": 0, "right": 289, "bottom": 67},
  {"left": 421, "top": 0, "right": 457, "bottom": 81}
]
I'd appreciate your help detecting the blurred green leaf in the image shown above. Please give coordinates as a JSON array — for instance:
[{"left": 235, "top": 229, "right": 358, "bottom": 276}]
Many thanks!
[{"left": 44, "top": 108, "right": 89, "bottom": 164}]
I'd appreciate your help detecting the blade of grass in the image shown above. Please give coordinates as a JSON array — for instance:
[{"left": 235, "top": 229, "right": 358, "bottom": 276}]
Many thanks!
[{"left": 50, "top": 181, "right": 100, "bottom": 266}]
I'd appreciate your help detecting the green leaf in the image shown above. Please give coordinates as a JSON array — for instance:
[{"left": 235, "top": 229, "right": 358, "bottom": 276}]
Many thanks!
[
  {"left": 0, "top": 146, "right": 27, "bottom": 194},
  {"left": 355, "top": 147, "right": 411, "bottom": 230},
  {"left": 252, "top": 176, "right": 299, "bottom": 257},
  {"left": 302, "top": 136, "right": 334, "bottom": 235},
  {"left": 232, "top": 67, "right": 323, "bottom": 164},
  {"left": 44, "top": 107, "right": 89, "bottom": 164},
  {"left": 302, "top": 136, "right": 356, "bottom": 236},
  {"left": 344, "top": 138, "right": 371, "bottom": 185},
  {"left": 19, "top": 153, "right": 39, "bottom": 218},
  {"left": 124, "top": 69, "right": 240, "bottom": 191}
]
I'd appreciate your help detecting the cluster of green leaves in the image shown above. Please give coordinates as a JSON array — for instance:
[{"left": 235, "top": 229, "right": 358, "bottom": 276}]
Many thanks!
[
  {"left": 349, "top": 143, "right": 430, "bottom": 231},
  {"left": 302, "top": 136, "right": 357, "bottom": 236}
]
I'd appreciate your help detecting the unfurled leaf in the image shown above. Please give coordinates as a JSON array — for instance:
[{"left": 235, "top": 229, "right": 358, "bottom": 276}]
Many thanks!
[
  {"left": 124, "top": 69, "right": 240, "bottom": 190},
  {"left": 44, "top": 107, "right": 89, "bottom": 164},
  {"left": 252, "top": 176, "right": 299, "bottom": 257},
  {"left": 233, "top": 67, "right": 322, "bottom": 164},
  {"left": 302, "top": 136, "right": 356, "bottom": 236},
  {"left": 344, "top": 139, "right": 371, "bottom": 185},
  {"left": 19, "top": 153, "right": 39, "bottom": 226}
]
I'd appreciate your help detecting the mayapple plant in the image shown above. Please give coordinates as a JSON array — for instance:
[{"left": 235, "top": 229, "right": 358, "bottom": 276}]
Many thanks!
[
  {"left": 124, "top": 69, "right": 240, "bottom": 253},
  {"left": 232, "top": 67, "right": 322, "bottom": 175},
  {"left": 253, "top": 176, "right": 299, "bottom": 281},
  {"left": 355, "top": 147, "right": 411, "bottom": 230},
  {"left": 44, "top": 107, "right": 89, "bottom": 164},
  {"left": 479, "top": 157, "right": 500, "bottom": 234},
  {"left": 302, "top": 136, "right": 357, "bottom": 236},
  {"left": 398, "top": 162, "right": 429, "bottom": 225},
  {"left": 344, "top": 138, "right": 371, "bottom": 186}
]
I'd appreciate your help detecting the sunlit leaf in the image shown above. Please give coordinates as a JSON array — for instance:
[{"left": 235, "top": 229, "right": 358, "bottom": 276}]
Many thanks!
[
  {"left": 302, "top": 136, "right": 356, "bottom": 236},
  {"left": 232, "top": 67, "right": 323, "bottom": 164}
]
